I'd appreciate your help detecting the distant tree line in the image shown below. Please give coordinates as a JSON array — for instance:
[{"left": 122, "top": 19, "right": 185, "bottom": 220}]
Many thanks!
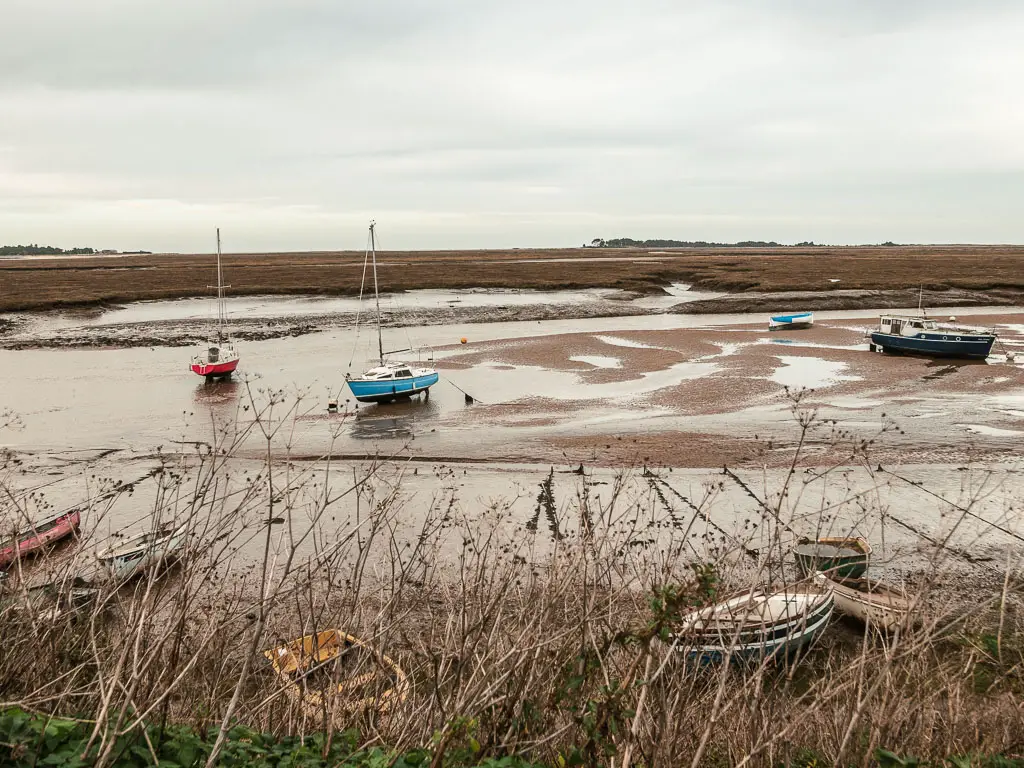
[
  {"left": 0, "top": 244, "right": 96, "bottom": 255},
  {"left": 589, "top": 237, "right": 798, "bottom": 248},
  {"left": 587, "top": 238, "right": 901, "bottom": 248}
]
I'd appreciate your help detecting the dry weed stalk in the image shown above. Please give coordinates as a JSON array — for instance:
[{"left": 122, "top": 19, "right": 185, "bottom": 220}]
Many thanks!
[{"left": 0, "top": 388, "right": 1022, "bottom": 766}]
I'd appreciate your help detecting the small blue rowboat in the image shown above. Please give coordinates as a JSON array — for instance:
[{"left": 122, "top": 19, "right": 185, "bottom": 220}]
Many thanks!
[
  {"left": 346, "top": 363, "right": 439, "bottom": 404},
  {"left": 769, "top": 312, "right": 814, "bottom": 331}
]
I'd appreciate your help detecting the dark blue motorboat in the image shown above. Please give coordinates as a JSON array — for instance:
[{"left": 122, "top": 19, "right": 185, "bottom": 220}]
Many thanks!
[{"left": 868, "top": 314, "right": 996, "bottom": 359}]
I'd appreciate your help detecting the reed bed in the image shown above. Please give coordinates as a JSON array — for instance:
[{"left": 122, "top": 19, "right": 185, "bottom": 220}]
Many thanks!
[
  {"left": 2, "top": 245, "right": 1024, "bottom": 312},
  {"left": 1, "top": 389, "right": 1022, "bottom": 767}
]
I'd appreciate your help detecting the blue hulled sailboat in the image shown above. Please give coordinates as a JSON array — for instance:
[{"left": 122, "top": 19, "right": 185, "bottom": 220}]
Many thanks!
[{"left": 346, "top": 222, "right": 439, "bottom": 404}]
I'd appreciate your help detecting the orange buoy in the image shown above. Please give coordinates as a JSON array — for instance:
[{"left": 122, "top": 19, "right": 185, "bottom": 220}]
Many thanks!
[{"left": 460, "top": 337, "right": 468, "bottom": 344}]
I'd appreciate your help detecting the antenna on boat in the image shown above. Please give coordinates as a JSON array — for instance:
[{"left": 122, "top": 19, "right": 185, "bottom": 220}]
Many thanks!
[
  {"left": 917, "top": 284, "right": 925, "bottom": 316},
  {"left": 369, "top": 221, "right": 384, "bottom": 365}
]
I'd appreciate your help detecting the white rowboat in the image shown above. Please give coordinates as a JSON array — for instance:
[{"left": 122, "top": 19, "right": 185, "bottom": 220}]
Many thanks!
[
  {"left": 97, "top": 522, "right": 188, "bottom": 582},
  {"left": 672, "top": 582, "right": 834, "bottom": 663},
  {"left": 813, "top": 572, "right": 914, "bottom": 632}
]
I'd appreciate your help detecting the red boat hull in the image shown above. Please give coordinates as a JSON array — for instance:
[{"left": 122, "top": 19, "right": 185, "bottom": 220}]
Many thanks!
[
  {"left": 0, "top": 510, "right": 81, "bottom": 569},
  {"left": 190, "top": 358, "right": 239, "bottom": 378}
]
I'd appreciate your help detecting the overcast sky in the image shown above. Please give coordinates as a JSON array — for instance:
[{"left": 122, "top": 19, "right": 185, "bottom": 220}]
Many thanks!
[{"left": 1, "top": 0, "right": 1022, "bottom": 251}]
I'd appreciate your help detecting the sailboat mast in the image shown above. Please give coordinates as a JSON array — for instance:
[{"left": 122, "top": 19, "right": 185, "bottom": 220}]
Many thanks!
[
  {"left": 216, "top": 228, "right": 225, "bottom": 340},
  {"left": 370, "top": 221, "right": 383, "bottom": 365}
]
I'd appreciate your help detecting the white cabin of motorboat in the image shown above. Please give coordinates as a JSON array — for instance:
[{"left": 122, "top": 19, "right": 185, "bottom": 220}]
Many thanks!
[{"left": 877, "top": 315, "right": 937, "bottom": 336}]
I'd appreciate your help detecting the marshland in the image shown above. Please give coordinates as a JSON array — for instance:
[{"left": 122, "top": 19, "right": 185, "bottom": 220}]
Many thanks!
[{"left": 2, "top": 253, "right": 1024, "bottom": 765}]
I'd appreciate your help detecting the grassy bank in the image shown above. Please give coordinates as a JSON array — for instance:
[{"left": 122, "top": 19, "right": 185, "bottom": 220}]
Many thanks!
[
  {"left": 2, "top": 246, "right": 1024, "bottom": 312},
  {"left": 3, "top": 708, "right": 1021, "bottom": 767},
  {"left": 1, "top": 393, "right": 1023, "bottom": 766}
]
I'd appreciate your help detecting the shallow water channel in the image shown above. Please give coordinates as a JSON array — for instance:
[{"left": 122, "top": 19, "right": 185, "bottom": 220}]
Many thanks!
[
  {"left": 1, "top": 297, "right": 1021, "bottom": 457},
  {"left": 2, "top": 295, "right": 1023, "bottom": 582}
]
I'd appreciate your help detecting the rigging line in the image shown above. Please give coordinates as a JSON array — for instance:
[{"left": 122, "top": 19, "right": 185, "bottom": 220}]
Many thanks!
[
  {"left": 721, "top": 465, "right": 995, "bottom": 570},
  {"left": 369, "top": 226, "right": 426, "bottom": 364},
  {"left": 370, "top": 221, "right": 383, "bottom": 365},
  {"left": 881, "top": 508, "right": 992, "bottom": 567},
  {"left": 994, "top": 334, "right": 1016, "bottom": 360},
  {"left": 373, "top": 227, "right": 418, "bottom": 359},
  {"left": 346, "top": 226, "right": 373, "bottom": 370},
  {"left": 216, "top": 228, "right": 224, "bottom": 338},
  {"left": 642, "top": 474, "right": 694, "bottom": 532}
]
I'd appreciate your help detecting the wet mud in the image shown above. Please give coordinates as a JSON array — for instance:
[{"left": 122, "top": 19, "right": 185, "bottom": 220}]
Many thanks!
[
  {"left": 674, "top": 287, "right": 1024, "bottom": 315},
  {"left": 0, "top": 289, "right": 664, "bottom": 351},
  {"left": 4, "top": 449, "right": 1022, "bottom": 590}
]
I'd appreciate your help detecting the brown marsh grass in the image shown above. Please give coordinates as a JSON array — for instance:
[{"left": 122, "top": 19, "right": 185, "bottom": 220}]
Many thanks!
[
  {"left": 1, "top": 388, "right": 1023, "bottom": 767},
  {"left": 2, "top": 245, "right": 1024, "bottom": 312}
]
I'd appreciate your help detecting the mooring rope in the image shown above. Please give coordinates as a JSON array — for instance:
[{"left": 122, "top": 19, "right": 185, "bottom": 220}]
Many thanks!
[{"left": 444, "top": 378, "right": 483, "bottom": 404}]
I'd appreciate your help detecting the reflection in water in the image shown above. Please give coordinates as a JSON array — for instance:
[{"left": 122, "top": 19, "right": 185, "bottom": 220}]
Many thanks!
[
  {"left": 525, "top": 468, "right": 563, "bottom": 539},
  {"left": 347, "top": 396, "right": 441, "bottom": 441},
  {"left": 185, "top": 379, "right": 244, "bottom": 448},
  {"left": 193, "top": 379, "right": 241, "bottom": 405},
  {"left": 922, "top": 359, "right": 988, "bottom": 381}
]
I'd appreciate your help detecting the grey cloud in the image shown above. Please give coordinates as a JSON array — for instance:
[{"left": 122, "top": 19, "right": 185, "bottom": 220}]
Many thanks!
[
  {"left": 0, "top": 0, "right": 445, "bottom": 89},
  {"left": 0, "top": 0, "right": 1022, "bottom": 250}
]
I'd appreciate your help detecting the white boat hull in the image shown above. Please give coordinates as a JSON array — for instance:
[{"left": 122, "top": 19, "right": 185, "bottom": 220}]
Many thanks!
[
  {"left": 817, "top": 573, "right": 913, "bottom": 632},
  {"left": 673, "top": 584, "right": 834, "bottom": 663},
  {"left": 769, "top": 312, "right": 814, "bottom": 331},
  {"left": 98, "top": 524, "right": 187, "bottom": 582}
]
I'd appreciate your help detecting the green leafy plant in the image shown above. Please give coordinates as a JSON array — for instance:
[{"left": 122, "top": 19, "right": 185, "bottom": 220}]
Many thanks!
[{"left": 0, "top": 708, "right": 543, "bottom": 768}]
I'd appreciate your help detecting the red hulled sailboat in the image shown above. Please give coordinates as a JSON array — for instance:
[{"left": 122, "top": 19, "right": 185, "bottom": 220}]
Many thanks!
[{"left": 190, "top": 228, "right": 240, "bottom": 379}]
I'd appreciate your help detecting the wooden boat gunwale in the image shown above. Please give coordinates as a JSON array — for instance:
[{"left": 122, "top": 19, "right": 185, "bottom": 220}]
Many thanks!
[
  {"left": 264, "top": 628, "right": 409, "bottom": 717},
  {"left": 793, "top": 535, "right": 872, "bottom": 578},
  {"left": 674, "top": 581, "right": 835, "bottom": 663},
  {"left": 672, "top": 581, "right": 834, "bottom": 656},
  {"left": 97, "top": 521, "right": 185, "bottom": 561},
  {"left": 684, "top": 600, "right": 834, "bottom": 662}
]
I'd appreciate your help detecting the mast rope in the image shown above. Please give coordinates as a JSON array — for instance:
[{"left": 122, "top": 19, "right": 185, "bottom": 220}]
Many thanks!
[
  {"left": 370, "top": 221, "right": 384, "bottom": 365},
  {"left": 346, "top": 226, "right": 373, "bottom": 371}
]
